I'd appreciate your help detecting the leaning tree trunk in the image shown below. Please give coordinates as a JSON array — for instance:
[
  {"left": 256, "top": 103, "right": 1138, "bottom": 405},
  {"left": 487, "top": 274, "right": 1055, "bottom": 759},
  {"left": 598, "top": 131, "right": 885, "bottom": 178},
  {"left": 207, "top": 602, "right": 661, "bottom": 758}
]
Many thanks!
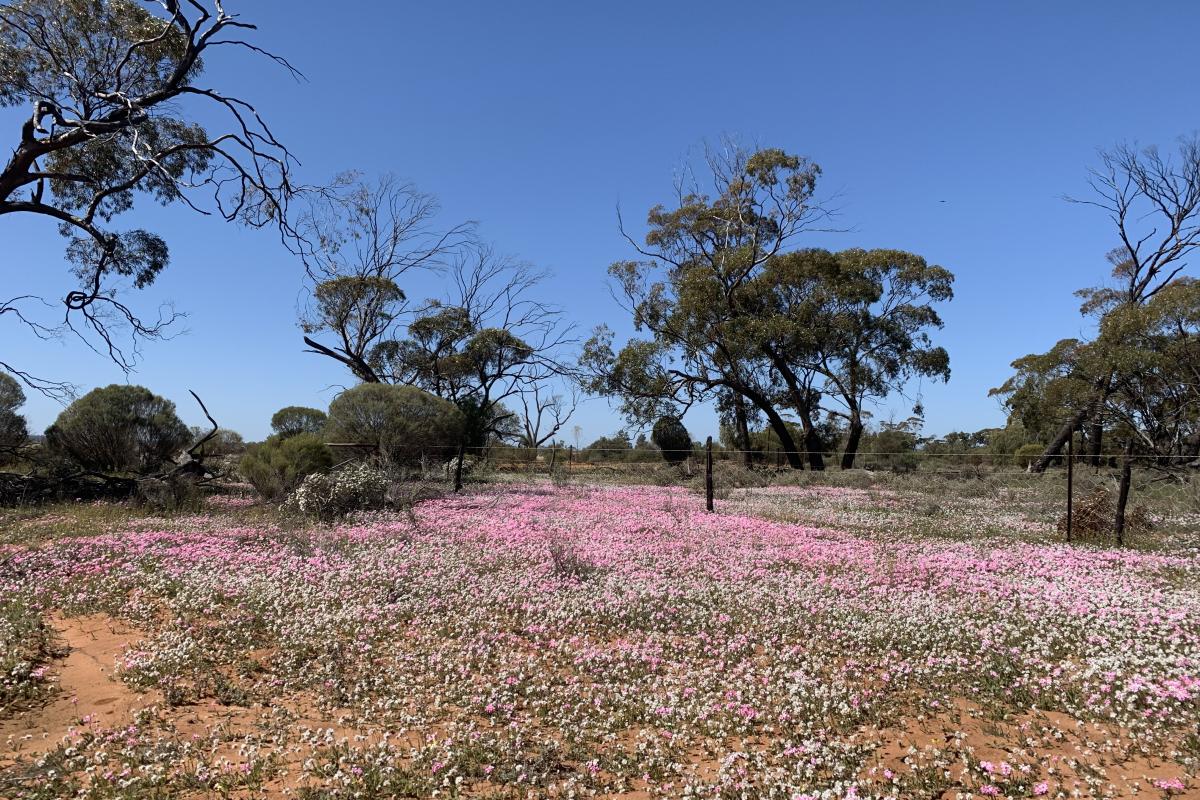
[
  {"left": 734, "top": 383, "right": 805, "bottom": 469},
  {"left": 1031, "top": 407, "right": 1089, "bottom": 473},
  {"left": 1033, "top": 376, "right": 1112, "bottom": 473},
  {"left": 841, "top": 414, "right": 865, "bottom": 470},
  {"left": 759, "top": 406, "right": 804, "bottom": 469},
  {"left": 1114, "top": 438, "right": 1135, "bottom": 547}
]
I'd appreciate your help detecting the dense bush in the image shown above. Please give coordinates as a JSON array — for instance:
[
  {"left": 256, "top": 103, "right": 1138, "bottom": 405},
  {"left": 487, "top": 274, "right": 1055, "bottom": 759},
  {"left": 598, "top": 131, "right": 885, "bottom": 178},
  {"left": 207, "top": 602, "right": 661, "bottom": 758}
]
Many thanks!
[
  {"left": 239, "top": 433, "right": 333, "bottom": 500},
  {"left": 286, "top": 463, "right": 389, "bottom": 519},
  {"left": 271, "top": 406, "right": 327, "bottom": 439},
  {"left": 45, "top": 385, "right": 190, "bottom": 474},
  {"left": 0, "top": 373, "right": 28, "bottom": 464},
  {"left": 651, "top": 416, "right": 691, "bottom": 465},
  {"left": 324, "top": 384, "right": 464, "bottom": 466},
  {"left": 1013, "top": 442, "right": 1045, "bottom": 469}
]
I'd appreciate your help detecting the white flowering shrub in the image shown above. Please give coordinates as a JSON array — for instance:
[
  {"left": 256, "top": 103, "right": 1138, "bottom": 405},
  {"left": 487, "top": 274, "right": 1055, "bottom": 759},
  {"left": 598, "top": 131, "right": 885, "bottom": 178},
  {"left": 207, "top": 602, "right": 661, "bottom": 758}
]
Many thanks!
[{"left": 286, "top": 463, "right": 389, "bottom": 519}]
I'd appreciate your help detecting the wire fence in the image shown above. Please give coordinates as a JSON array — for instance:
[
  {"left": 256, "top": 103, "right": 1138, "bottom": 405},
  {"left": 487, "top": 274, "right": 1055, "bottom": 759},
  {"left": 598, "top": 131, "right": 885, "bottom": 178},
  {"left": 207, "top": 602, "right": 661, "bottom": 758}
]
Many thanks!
[{"left": 324, "top": 439, "right": 1200, "bottom": 548}]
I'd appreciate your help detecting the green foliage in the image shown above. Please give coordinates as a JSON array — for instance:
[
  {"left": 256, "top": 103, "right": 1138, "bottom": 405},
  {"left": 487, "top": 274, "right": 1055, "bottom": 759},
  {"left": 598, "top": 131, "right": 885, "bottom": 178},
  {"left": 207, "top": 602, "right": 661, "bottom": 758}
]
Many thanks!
[
  {"left": 45, "top": 384, "right": 190, "bottom": 474},
  {"left": 270, "top": 406, "right": 327, "bottom": 439},
  {"left": 651, "top": 416, "right": 691, "bottom": 465},
  {"left": 1013, "top": 443, "right": 1045, "bottom": 469},
  {"left": 587, "top": 146, "right": 953, "bottom": 470},
  {"left": 0, "top": 373, "right": 28, "bottom": 463},
  {"left": 324, "top": 384, "right": 465, "bottom": 465},
  {"left": 239, "top": 433, "right": 332, "bottom": 501}
]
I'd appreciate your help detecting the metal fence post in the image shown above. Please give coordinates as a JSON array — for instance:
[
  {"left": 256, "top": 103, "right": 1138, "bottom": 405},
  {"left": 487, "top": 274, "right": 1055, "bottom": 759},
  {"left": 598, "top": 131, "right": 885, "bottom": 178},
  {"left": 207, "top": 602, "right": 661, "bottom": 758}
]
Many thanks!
[
  {"left": 1065, "top": 431, "right": 1073, "bottom": 542},
  {"left": 705, "top": 436, "right": 714, "bottom": 512}
]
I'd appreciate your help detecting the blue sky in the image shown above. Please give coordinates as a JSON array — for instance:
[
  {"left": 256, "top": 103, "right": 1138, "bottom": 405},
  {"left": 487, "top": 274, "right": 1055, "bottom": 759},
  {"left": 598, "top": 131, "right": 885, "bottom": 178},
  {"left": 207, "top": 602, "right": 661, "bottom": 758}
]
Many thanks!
[{"left": 2, "top": 1, "right": 1198, "bottom": 442}]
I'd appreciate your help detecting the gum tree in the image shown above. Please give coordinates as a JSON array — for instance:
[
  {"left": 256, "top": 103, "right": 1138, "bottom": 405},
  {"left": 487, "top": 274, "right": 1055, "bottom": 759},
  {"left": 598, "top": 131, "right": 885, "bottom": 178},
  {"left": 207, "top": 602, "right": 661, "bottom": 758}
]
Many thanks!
[
  {"left": 0, "top": 0, "right": 300, "bottom": 394},
  {"left": 584, "top": 143, "right": 833, "bottom": 469}
]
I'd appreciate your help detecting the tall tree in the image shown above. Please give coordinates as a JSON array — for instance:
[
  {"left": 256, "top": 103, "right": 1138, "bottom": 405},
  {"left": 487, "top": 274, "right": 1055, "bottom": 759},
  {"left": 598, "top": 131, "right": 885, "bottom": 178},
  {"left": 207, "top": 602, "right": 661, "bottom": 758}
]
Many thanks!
[
  {"left": 1027, "top": 136, "right": 1200, "bottom": 472},
  {"left": 369, "top": 249, "right": 575, "bottom": 446},
  {"left": 759, "top": 248, "right": 952, "bottom": 468},
  {"left": 583, "top": 143, "right": 834, "bottom": 469},
  {"left": 0, "top": 0, "right": 299, "bottom": 394}
]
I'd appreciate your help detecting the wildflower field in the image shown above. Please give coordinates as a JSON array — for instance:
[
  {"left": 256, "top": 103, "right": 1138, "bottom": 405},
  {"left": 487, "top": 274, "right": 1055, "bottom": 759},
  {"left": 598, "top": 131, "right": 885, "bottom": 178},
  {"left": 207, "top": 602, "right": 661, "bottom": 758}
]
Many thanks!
[{"left": 1, "top": 480, "right": 1199, "bottom": 799}]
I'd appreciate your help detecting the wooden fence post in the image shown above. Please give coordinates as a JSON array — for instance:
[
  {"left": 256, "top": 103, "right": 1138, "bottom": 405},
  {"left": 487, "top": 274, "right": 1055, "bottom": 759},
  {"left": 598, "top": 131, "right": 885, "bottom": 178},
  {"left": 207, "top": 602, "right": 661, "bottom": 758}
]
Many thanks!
[{"left": 705, "top": 436, "right": 714, "bottom": 512}]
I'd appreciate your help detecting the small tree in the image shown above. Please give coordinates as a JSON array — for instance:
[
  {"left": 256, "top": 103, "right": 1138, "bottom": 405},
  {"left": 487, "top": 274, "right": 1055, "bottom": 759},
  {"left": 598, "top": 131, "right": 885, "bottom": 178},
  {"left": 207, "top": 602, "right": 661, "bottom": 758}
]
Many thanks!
[
  {"left": 46, "top": 384, "right": 190, "bottom": 473},
  {"left": 270, "top": 406, "right": 327, "bottom": 439},
  {"left": 0, "top": 372, "right": 28, "bottom": 463},
  {"left": 651, "top": 416, "right": 691, "bottom": 465},
  {"left": 324, "top": 384, "right": 465, "bottom": 466},
  {"left": 239, "top": 433, "right": 332, "bottom": 501}
]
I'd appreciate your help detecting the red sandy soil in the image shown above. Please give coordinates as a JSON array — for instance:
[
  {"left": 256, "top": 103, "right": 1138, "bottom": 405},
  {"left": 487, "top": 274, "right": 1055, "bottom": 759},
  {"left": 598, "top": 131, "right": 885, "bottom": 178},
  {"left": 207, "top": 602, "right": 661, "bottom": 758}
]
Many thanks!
[{"left": 2, "top": 614, "right": 1197, "bottom": 799}]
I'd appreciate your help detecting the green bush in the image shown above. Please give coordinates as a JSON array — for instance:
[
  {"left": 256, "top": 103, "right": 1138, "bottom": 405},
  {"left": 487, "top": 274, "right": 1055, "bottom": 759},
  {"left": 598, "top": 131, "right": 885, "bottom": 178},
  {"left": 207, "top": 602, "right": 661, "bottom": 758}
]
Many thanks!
[
  {"left": 651, "top": 416, "right": 691, "bottom": 465},
  {"left": 270, "top": 406, "right": 327, "bottom": 439},
  {"left": 324, "top": 384, "right": 464, "bottom": 466},
  {"left": 45, "top": 384, "right": 190, "bottom": 474},
  {"left": 1014, "top": 442, "right": 1045, "bottom": 469},
  {"left": 239, "top": 433, "right": 333, "bottom": 500}
]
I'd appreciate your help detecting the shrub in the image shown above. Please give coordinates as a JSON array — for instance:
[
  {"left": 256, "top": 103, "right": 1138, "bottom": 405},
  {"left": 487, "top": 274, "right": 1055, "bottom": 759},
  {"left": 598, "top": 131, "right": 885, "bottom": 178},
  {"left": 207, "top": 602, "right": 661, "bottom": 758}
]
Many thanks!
[
  {"left": 324, "top": 384, "right": 464, "bottom": 466},
  {"left": 271, "top": 406, "right": 327, "bottom": 439},
  {"left": 45, "top": 384, "right": 190, "bottom": 474},
  {"left": 651, "top": 416, "right": 691, "bottom": 465},
  {"left": 1014, "top": 442, "right": 1045, "bottom": 469},
  {"left": 0, "top": 373, "right": 28, "bottom": 465},
  {"left": 286, "top": 463, "right": 389, "bottom": 520},
  {"left": 239, "top": 433, "right": 332, "bottom": 500}
]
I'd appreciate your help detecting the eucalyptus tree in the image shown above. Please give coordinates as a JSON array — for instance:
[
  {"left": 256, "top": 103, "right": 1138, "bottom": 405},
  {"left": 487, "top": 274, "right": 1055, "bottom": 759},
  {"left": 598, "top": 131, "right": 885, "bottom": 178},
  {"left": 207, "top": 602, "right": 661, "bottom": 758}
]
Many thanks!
[
  {"left": 298, "top": 172, "right": 473, "bottom": 382},
  {"left": 1090, "top": 278, "right": 1200, "bottom": 540},
  {"left": 1023, "top": 136, "right": 1200, "bottom": 472},
  {"left": 367, "top": 248, "right": 575, "bottom": 447},
  {"left": 757, "top": 248, "right": 953, "bottom": 468},
  {"left": 0, "top": 0, "right": 300, "bottom": 394},
  {"left": 583, "top": 144, "right": 833, "bottom": 469}
]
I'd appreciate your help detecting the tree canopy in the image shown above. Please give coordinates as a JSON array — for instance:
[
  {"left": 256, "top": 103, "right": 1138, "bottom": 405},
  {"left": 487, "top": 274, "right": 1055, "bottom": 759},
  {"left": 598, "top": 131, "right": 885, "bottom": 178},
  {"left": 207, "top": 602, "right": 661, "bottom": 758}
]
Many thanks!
[{"left": 0, "top": 0, "right": 299, "bottom": 395}]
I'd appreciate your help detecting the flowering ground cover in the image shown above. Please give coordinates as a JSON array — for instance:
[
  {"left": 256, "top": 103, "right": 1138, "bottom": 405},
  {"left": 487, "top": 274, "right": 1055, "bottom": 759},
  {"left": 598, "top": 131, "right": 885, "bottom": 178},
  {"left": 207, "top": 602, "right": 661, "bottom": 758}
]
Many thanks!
[{"left": 1, "top": 482, "right": 1198, "bottom": 798}]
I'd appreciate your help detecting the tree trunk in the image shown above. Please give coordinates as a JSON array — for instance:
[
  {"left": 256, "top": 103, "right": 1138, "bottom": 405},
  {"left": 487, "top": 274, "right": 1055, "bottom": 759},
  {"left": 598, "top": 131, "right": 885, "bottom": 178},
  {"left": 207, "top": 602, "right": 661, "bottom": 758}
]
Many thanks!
[
  {"left": 730, "top": 382, "right": 804, "bottom": 470},
  {"left": 1033, "top": 375, "right": 1113, "bottom": 473},
  {"left": 797, "top": 401, "right": 826, "bottom": 471},
  {"left": 1114, "top": 438, "right": 1134, "bottom": 547},
  {"left": 841, "top": 414, "right": 865, "bottom": 470},
  {"left": 732, "top": 395, "right": 753, "bottom": 468},
  {"left": 1087, "top": 420, "right": 1103, "bottom": 467},
  {"left": 1031, "top": 407, "right": 1089, "bottom": 473}
]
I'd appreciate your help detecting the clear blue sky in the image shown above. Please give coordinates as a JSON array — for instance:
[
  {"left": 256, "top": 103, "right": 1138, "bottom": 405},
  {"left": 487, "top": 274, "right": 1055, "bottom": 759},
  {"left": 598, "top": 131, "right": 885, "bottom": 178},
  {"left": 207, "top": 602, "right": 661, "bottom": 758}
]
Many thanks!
[{"left": 2, "top": 1, "right": 1198, "bottom": 442}]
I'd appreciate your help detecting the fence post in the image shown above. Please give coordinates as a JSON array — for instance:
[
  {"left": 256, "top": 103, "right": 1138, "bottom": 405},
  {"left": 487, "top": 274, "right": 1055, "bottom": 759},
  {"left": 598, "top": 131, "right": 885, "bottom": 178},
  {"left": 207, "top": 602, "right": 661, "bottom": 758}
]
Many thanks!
[
  {"left": 549, "top": 445, "right": 557, "bottom": 474},
  {"left": 705, "top": 436, "right": 714, "bottom": 512},
  {"left": 1065, "top": 431, "right": 1073, "bottom": 542},
  {"left": 453, "top": 440, "right": 466, "bottom": 493},
  {"left": 568, "top": 445, "right": 574, "bottom": 475}
]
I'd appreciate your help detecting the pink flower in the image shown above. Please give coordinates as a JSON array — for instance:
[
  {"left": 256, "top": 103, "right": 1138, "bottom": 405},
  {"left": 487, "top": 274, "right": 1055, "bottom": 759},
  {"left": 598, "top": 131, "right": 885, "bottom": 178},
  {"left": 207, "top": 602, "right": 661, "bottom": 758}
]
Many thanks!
[{"left": 1033, "top": 781, "right": 1049, "bottom": 795}]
